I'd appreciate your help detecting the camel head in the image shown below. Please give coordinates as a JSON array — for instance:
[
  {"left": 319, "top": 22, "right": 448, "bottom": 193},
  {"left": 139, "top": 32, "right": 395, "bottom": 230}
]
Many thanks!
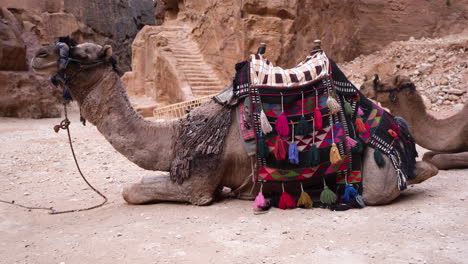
[
  {"left": 32, "top": 38, "right": 113, "bottom": 76},
  {"left": 360, "top": 74, "right": 416, "bottom": 109},
  {"left": 31, "top": 37, "right": 116, "bottom": 103}
]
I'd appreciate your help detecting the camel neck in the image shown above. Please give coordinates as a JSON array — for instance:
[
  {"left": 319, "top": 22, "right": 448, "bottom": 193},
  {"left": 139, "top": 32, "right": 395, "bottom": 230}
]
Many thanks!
[
  {"left": 388, "top": 92, "right": 448, "bottom": 151},
  {"left": 75, "top": 69, "right": 177, "bottom": 171}
]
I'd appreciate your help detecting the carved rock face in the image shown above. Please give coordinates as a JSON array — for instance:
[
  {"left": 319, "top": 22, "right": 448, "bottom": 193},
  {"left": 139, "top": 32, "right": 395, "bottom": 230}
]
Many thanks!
[{"left": 0, "top": 18, "right": 27, "bottom": 71}]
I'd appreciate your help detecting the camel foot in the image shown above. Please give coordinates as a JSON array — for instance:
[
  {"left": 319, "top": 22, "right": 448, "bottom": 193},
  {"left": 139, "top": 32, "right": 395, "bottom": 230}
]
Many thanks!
[
  {"left": 423, "top": 151, "right": 468, "bottom": 170},
  {"left": 408, "top": 161, "right": 438, "bottom": 185}
]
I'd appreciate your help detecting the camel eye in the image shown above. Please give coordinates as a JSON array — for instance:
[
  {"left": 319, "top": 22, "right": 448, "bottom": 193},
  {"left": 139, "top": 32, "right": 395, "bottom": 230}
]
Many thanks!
[
  {"left": 73, "top": 52, "right": 88, "bottom": 60},
  {"left": 37, "top": 51, "right": 48, "bottom": 58}
]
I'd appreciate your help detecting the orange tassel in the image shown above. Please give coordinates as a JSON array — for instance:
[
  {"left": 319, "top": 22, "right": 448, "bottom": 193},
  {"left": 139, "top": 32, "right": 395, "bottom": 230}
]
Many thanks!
[{"left": 355, "top": 118, "right": 366, "bottom": 133}]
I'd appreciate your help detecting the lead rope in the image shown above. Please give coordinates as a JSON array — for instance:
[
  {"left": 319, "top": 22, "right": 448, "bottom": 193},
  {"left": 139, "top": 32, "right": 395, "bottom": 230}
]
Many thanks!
[{"left": 0, "top": 103, "right": 108, "bottom": 214}]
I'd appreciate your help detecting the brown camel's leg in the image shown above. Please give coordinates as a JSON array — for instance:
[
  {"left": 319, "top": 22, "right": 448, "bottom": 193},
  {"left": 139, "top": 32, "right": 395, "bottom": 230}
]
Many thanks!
[
  {"left": 423, "top": 151, "right": 468, "bottom": 170},
  {"left": 408, "top": 161, "right": 438, "bottom": 185},
  {"left": 362, "top": 148, "right": 401, "bottom": 205},
  {"left": 363, "top": 148, "right": 439, "bottom": 205},
  {"left": 122, "top": 174, "right": 222, "bottom": 205}
]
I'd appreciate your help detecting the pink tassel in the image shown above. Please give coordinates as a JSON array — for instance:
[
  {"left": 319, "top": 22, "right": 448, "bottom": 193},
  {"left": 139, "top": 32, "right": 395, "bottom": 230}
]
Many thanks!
[
  {"left": 345, "top": 136, "right": 357, "bottom": 151},
  {"left": 357, "top": 107, "right": 364, "bottom": 116},
  {"left": 273, "top": 136, "right": 288, "bottom": 160},
  {"left": 314, "top": 107, "right": 322, "bottom": 130},
  {"left": 275, "top": 112, "right": 290, "bottom": 136},
  {"left": 253, "top": 192, "right": 267, "bottom": 210}
]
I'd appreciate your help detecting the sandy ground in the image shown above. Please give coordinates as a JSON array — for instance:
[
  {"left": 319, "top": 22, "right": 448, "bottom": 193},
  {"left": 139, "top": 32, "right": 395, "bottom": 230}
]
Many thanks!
[{"left": 0, "top": 108, "right": 467, "bottom": 264}]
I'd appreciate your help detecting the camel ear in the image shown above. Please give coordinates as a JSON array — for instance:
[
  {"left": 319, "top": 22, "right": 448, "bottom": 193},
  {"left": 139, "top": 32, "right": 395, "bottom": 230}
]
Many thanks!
[
  {"left": 99, "top": 45, "right": 113, "bottom": 59},
  {"left": 393, "top": 75, "right": 401, "bottom": 86},
  {"left": 393, "top": 75, "right": 412, "bottom": 87}
]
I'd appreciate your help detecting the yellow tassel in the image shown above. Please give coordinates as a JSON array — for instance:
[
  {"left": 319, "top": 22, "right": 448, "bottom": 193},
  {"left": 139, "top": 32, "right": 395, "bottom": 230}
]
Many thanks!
[
  {"left": 327, "top": 96, "right": 341, "bottom": 114},
  {"left": 330, "top": 143, "right": 341, "bottom": 164},
  {"left": 297, "top": 191, "right": 313, "bottom": 208}
]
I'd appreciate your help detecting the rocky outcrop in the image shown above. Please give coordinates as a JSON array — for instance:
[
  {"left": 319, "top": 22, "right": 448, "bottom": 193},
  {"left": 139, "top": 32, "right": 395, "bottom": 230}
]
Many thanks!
[
  {"left": 122, "top": 26, "right": 224, "bottom": 108},
  {"left": 0, "top": 71, "right": 61, "bottom": 118},
  {"left": 0, "top": 0, "right": 155, "bottom": 118},
  {"left": 158, "top": 0, "right": 468, "bottom": 83},
  {"left": 341, "top": 32, "right": 468, "bottom": 112},
  {"left": 0, "top": 8, "right": 61, "bottom": 118},
  {"left": 0, "top": 10, "right": 27, "bottom": 71},
  {"left": 63, "top": 0, "right": 156, "bottom": 72}
]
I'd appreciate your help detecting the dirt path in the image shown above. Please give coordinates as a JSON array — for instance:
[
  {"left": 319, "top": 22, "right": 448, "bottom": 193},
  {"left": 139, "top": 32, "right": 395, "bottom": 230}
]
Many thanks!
[{"left": 0, "top": 109, "right": 467, "bottom": 264}]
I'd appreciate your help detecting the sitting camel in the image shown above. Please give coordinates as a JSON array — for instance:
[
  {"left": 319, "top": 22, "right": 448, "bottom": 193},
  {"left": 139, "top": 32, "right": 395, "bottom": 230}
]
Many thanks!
[
  {"left": 360, "top": 75, "right": 468, "bottom": 169},
  {"left": 31, "top": 40, "right": 437, "bottom": 207}
]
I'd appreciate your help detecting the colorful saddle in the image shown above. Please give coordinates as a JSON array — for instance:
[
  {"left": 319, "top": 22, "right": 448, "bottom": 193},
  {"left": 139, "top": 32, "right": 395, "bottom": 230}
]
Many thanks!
[{"left": 232, "top": 50, "right": 417, "bottom": 210}]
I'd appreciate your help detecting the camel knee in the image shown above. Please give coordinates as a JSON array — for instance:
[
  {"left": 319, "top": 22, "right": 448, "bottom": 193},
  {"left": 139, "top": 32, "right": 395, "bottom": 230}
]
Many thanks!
[
  {"left": 408, "top": 161, "right": 438, "bottom": 184},
  {"left": 422, "top": 151, "right": 438, "bottom": 163}
]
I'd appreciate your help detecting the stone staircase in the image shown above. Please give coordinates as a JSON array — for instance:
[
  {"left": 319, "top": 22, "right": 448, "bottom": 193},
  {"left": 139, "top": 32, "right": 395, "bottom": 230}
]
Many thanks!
[{"left": 160, "top": 26, "right": 224, "bottom": 97}]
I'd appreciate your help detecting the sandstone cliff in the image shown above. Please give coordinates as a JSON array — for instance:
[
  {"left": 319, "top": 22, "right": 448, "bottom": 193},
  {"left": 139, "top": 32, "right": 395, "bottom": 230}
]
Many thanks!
[{"left": 163, "top": 0, "right": 468, "bottom": 83}]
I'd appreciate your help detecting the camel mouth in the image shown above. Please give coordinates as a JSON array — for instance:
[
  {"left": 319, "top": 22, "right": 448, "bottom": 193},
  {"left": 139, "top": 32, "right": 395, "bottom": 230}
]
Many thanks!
[{"left": 31, "top": 59, "right": 58, "bottom": 75}]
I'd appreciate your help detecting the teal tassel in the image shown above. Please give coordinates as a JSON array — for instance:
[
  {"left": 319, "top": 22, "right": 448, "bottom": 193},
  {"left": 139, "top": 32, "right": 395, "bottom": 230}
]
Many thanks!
[
  {"left": 344, "top": 101, "right": 353, "bottom": 116},
  {"left": 374, "top": 149, "right": 385, "bottom": 168},
  {"left": 305, "top": 145, "right": 320, "bottom": 166},
  {"left": 296, "top": 116, "right": 309, "bottom": 135},
  {"left": 311, "top": 145, "right": 320, "bottom": 166},
  {"left": 320, "top": 186, "right": 337, "bottom": 205},
  {"left": 352, "top": 137, "right": 363, "bottom": 153},
  {"left": 258, "top": 135, "right": 269, "bottom": 158}
]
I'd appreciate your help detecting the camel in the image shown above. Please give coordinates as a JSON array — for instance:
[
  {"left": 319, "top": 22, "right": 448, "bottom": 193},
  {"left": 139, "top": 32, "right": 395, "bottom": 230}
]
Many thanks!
[
  {"left": 31, "top": 41, "right": 438, "bottom": 207},
  {"left": 360, "top": 75, "right": 468, "bottom": 170}
]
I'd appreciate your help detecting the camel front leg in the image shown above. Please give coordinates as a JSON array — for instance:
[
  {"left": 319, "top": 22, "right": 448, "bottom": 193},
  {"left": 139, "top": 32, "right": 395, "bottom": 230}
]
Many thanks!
[
  {"left": 122, "top": 175, "right": 192, "bottom": 204},
  {"left": 362, "top": 148, "right": 400, "bottom": 205},
  {"left": 423, "top": 151, "right": 468, "bottom": 170},
  {"left": 122, "top": 173, "right": 222, "bottom": 205},
  {"left": 408, "top": 160, "right": 438, "bottom": 185}
]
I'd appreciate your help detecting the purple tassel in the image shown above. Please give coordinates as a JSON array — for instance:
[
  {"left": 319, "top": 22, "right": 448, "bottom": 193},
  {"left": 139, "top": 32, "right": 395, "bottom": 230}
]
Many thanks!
[
  {"left": 288, "top": 142, "right": 299, "bottom": 164},
  {"left": 275, "top": 112, "right": 290, "bottom": 136}
]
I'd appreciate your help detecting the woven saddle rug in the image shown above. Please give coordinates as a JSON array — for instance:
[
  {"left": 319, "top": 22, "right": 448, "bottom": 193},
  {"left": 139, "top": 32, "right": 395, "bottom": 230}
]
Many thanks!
[{"left": 233, "top": 51, "right": 417, "bottom": 196}]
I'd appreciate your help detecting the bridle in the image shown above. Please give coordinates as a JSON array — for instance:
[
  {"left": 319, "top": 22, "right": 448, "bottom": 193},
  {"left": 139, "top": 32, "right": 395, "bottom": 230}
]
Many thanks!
[{"left": 372, "top": 74, "right": 416, "bottom": 102}]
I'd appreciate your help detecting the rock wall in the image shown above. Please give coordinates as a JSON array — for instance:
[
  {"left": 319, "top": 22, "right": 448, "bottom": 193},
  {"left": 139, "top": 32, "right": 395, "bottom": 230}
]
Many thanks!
[
  {"left": 0, "top": 0, "right": 155, "bottom": 118},
  {"left": 340, "top": 32, "right": 468, "bottom": 112},
  {"left": 0, "top": 8, "right": 61, "bottom": 118},
  {"left": 161, "top": 0, "right": 468, "bottom": 83}
]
